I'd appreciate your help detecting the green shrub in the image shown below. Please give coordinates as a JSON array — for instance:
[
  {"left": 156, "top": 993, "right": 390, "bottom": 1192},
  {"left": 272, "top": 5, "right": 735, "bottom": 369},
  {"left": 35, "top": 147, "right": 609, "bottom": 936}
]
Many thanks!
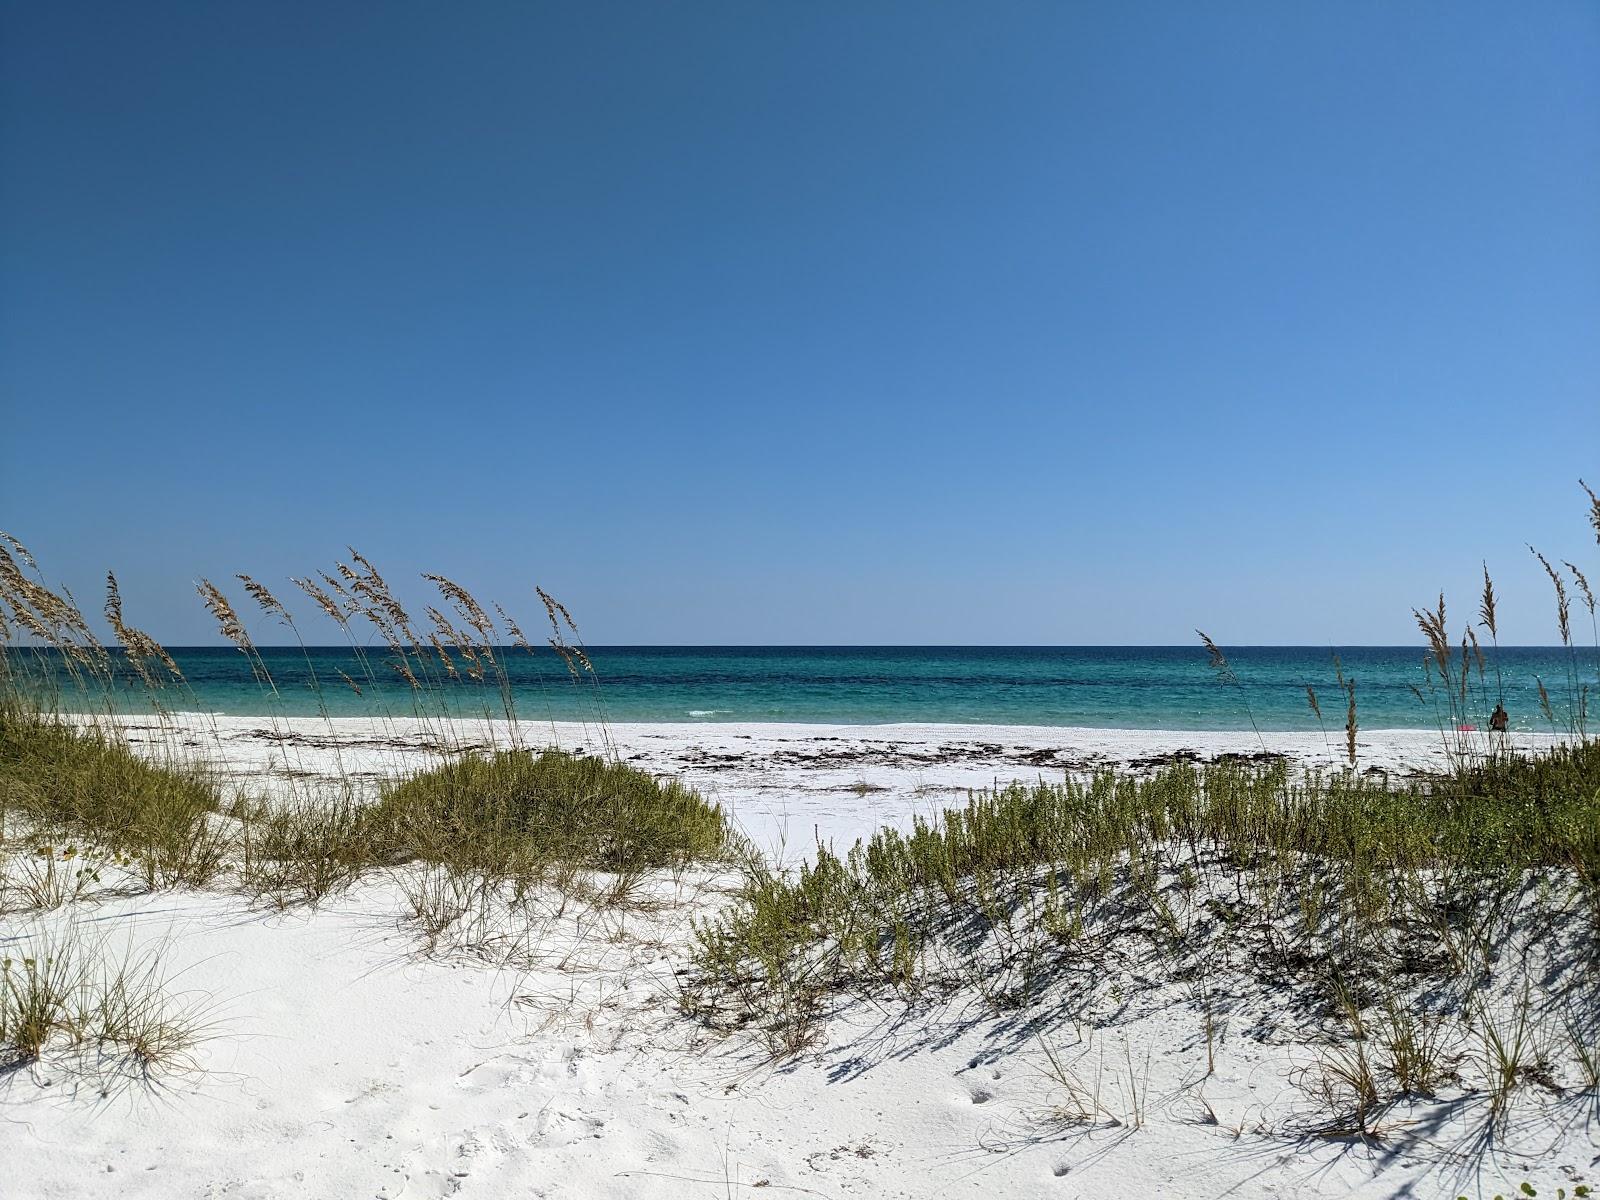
[{"left": 369, "top": 748, "right": 732, "bottom": 888}]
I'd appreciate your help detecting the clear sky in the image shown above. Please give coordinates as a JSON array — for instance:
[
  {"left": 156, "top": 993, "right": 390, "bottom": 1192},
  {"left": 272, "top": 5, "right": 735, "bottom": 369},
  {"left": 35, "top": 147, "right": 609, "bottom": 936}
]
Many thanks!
[{"left": 2, "top": 2, "right": 1596, "bottom": 646}]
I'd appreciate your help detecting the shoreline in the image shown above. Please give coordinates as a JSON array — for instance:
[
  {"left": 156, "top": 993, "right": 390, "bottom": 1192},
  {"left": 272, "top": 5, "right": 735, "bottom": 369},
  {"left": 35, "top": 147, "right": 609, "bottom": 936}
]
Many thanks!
[{"left": 100, "top": 704, "right": 1548, "bottom": 737}]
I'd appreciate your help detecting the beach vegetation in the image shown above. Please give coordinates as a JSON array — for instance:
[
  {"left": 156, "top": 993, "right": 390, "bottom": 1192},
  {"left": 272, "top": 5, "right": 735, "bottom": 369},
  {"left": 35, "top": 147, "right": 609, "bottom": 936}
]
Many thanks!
[
  {"left": 234, "top": 790, "right": 377, "bottom": 908},
  {"left": 0, "top": 923, "right": 211, "bottom": 1084},
  {"left": 0, "top": 695, "right": 228, "bottom": 891},
  {"left": 370, "top": 748, "right": 731, "bottom": 887},
  {"left": 1, "top": 536, "right": 733, "bottom": 924}
]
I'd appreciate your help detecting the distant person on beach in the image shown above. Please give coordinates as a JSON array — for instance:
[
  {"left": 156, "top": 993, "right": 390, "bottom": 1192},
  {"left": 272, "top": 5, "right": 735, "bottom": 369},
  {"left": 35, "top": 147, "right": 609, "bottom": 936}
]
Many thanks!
[{"left": 1490, "top": 703, "right": 1509, "bottom": 733}]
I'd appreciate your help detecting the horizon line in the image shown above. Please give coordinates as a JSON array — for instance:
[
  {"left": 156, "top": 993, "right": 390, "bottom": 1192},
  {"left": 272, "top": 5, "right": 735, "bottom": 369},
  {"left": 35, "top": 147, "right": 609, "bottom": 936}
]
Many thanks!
[{"left": 70, "top": 642, "right": 1577, "bottom": 651}]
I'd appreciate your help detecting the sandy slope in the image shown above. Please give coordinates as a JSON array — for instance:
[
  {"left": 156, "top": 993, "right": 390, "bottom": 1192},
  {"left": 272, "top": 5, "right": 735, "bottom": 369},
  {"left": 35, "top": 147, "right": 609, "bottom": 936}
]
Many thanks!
[{"left": 3, "top": 719, "right": 1591, "bottom": 1199}]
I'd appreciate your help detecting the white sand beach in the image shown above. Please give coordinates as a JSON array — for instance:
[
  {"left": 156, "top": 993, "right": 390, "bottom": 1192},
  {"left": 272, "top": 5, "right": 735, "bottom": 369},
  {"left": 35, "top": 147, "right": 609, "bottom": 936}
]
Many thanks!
[{"left": 0, "top": 718, "right": 1589, "bottom": 1199}]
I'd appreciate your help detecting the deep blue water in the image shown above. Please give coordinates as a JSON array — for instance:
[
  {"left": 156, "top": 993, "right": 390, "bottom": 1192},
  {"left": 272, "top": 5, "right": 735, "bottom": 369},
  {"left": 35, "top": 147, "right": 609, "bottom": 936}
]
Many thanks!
[{"left": 23, "top": 645, "right": 1595, "bottom": 731}]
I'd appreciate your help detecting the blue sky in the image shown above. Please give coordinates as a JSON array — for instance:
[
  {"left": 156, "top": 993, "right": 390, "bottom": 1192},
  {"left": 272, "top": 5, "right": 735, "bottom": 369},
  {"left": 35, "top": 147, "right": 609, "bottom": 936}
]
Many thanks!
[{"left": 2, "top": 2, "right": 1596, "bottom": 645}]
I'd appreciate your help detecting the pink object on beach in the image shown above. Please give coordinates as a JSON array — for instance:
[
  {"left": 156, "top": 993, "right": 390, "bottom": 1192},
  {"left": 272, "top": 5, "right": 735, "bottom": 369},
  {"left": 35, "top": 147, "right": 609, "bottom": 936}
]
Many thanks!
[{"left": 1458, "top": 723, "right": 1477, "bottom": 731}]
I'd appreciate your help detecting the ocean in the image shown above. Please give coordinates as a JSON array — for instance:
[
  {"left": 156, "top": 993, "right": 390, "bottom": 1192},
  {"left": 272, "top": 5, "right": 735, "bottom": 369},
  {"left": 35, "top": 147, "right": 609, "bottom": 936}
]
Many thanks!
[{"left": 29, "top": 645, "right": 1592, "bottom": 732}]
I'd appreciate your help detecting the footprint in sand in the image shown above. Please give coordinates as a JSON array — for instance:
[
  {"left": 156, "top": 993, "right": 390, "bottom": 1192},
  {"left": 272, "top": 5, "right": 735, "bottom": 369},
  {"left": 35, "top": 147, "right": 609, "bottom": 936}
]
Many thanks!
[{"left": 533, "top": 1103, "right": 608, "bottom": 1146}]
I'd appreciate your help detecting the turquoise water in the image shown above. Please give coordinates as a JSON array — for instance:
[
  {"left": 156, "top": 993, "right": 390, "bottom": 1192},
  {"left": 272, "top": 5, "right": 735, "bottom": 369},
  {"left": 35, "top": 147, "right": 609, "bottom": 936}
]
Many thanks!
[{"left": 31, "top": 645, "right": 1594, "bottom": 731}]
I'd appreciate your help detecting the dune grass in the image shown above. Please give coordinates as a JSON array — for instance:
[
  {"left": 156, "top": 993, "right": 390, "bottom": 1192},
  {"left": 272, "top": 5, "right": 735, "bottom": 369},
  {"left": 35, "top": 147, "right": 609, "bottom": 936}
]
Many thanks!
[
  {"left": 2, "top": 531, "right": 736, "bottom": 918},
  {"left": 0, "top": 696, "right": 228, "bottom": 891},
  {"left": 225, "top": 748, "right": 736, "bottom": 911},
  {"left": 370, "top": 748, "right": 731, "bottom": 882},
  {"left": 0, "top": 702, "right": 735, "bottom": 912},
  {"left": 690, "top": 753, "right": 1592, "bottom": 981},
  {"left": 1, "top": 923, "right": 211, "bottom": 1082},
  {"left": 233, "top": 790, "right": 377, "bottom": 908},
  {"left": 683, "top": 742, "right": 1600, "bottom": 1130}
]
